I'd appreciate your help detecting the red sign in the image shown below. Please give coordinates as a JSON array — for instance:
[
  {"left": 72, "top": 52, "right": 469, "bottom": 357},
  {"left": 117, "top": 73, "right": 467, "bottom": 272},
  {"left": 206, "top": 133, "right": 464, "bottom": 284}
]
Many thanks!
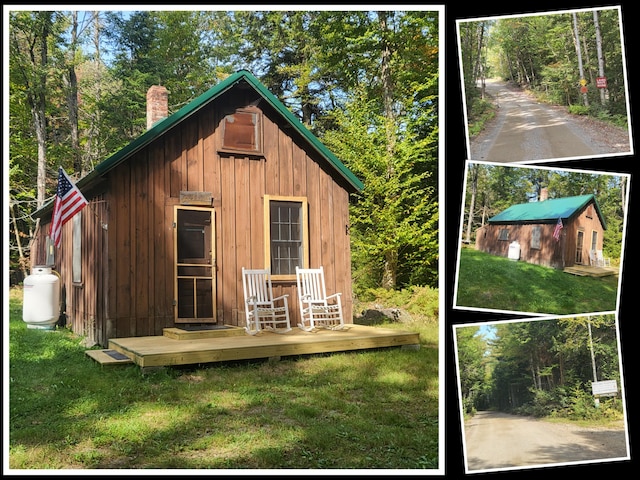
[
  {"left": 580, "top": 86, "right": 588, "bottom": 94},
  {"left": 596, "top": 77, "right": 607, "bottom": 88}
]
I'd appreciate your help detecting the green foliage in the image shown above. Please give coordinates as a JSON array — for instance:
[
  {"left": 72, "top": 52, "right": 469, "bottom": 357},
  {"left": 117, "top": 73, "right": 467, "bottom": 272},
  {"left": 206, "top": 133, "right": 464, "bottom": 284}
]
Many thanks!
[
  {"left": 323, "top": 90, "right": 438, "bottom": 290},
  {"left": 459, "top": 313, "right": 624, "bottom": 422},
  {"left": 567, "top": 104, "right": 590, "bottom": 115},
  {"left": 467, "top": 97, "right": 497, "bottom": 137},
  {"left": 355, "top": 285, "right": 439, "bottom": 320}
]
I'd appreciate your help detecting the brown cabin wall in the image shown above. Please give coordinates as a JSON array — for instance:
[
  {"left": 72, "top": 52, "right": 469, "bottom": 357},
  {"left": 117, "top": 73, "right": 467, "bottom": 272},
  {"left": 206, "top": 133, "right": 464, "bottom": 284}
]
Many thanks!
[
  {"left": 29, "top": 194, "right": 109, "bottom": 346},
  {"left": 96, "top": 93, "right": 353, "bottom": 344},
  {"left": 475, "top": 202, "right": 604, "bottom": 269}
]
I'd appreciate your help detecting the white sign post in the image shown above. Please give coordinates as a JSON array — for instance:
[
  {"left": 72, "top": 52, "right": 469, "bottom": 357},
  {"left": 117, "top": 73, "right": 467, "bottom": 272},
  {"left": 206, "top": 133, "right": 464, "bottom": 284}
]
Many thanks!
[{"left": 591, "top": 379, "right": 618, "bottom": 407}]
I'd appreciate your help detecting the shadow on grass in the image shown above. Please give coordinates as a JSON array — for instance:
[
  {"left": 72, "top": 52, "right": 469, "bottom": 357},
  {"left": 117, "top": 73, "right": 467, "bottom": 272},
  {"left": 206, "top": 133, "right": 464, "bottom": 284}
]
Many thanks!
[{"left": 455, "top": 248, "right": 618, "bottom": 315}]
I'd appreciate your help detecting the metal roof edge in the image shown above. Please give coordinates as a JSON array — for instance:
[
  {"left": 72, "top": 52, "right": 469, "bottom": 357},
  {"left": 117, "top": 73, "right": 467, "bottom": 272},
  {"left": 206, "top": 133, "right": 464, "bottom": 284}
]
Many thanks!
[
  {"left": 488, "top": 193, "right": 607, "bottom": 229},
  {"left": 238, "top": 71, "right": 364, "bottom": 192}
]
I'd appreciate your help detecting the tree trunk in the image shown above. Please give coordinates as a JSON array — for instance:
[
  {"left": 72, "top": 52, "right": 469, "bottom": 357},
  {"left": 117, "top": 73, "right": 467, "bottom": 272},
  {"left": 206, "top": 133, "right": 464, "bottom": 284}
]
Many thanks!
[
  {"left": 593, "top": 10, "right": 607, "bottom": 106},
  {"left": 572, "top": 12, "right": 589, "bottom": 107},
  {"left": 66, "top": 11, "right": 81, "bottom": 175},
  {"left": 465, "top": 164, "right": 478, "bottom": 244},
  {"left": 10, "top": 200, "right": 29, "bottom": 278},
  {"left": 378, "top": 11, "right": 398, "bottom": 290}
]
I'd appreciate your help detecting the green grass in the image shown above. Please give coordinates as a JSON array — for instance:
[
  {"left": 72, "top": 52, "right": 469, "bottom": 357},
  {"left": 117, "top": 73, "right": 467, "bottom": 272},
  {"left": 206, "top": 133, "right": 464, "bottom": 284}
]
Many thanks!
[
  {"left": 455, "top": 247, "right": 619, "bottom": 314},
  {"left": 7, "top": 286, "right": 439, "bottom": 471},
  {"left": 467, "top": 98, "right": 497, "bottom": 138}
]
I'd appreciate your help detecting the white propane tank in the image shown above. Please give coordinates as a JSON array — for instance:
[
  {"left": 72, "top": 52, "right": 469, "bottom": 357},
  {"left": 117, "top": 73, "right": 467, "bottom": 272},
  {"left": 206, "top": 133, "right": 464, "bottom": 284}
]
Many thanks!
[
  {"left": 508, "top": 241, "right": 521, "bottom": 261},
  {"left": 23, "top": 266, "right": 61, "bottom": 330}
]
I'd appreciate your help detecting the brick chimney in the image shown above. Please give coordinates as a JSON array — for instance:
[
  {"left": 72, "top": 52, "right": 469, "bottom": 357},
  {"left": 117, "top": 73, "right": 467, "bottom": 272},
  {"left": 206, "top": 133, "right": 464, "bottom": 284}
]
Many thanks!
[
  {"left": 146, "top": 85, "right": 168, "bottom": 129},
  {"left": 539, "top": 187, "right": 548, "bottom": 201}
]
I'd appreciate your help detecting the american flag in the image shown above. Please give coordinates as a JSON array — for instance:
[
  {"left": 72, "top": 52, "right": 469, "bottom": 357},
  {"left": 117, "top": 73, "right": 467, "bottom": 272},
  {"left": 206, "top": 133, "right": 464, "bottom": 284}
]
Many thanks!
[
  {"left": 49, "top": 167, "right": 88, "bottom": 247},
  {"left": 553, "top": 217, "right": 563, "bottom": 242}
]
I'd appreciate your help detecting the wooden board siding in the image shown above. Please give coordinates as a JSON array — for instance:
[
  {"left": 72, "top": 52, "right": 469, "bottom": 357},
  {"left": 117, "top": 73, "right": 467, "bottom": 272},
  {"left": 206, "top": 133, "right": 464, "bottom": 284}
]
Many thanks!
[
  {"left": 29, "top": 194, "right": 109, "bottom": 346},
  {"left": 476, "top": 222, "right": 565, "bottom": 268}
]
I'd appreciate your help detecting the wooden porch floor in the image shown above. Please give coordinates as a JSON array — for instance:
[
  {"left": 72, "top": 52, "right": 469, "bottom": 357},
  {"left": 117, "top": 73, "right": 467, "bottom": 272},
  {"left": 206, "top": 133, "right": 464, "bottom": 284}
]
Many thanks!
[
  {"left": 86, "top": 324, "right": 421, "bottom": 373},
  {"left": 563, "top": 265, "right": 619, "bottom": 277}
]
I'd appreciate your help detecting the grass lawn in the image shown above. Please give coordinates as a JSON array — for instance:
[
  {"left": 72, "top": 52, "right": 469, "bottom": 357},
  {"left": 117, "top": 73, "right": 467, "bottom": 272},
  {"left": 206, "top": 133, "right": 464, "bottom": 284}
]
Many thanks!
[
  {"left": 7, "top": 286, "right": 440, "bottom": 471},
  {"left": 455, "top": 247, "right": 619, "bottom": 315}
]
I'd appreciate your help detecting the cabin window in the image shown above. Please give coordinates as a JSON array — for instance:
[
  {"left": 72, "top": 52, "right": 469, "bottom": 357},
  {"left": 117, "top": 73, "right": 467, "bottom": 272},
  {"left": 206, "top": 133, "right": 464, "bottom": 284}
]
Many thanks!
[
  {"left": 531, "top": 226, "right": 541, "bottom": 249},
  {"left": 591, "top": 230, "right": 598, "bottom": 251},
  {"left": 72, "top": 212, "right": 82, "bottom": 283},
  {"left": 265, "top": 195, "right": 309, "bottom": 280},
  {"left": 221, "top": 107, "right": 263, "bottom": 155},
  {"left": 498, "top": 228, "right": 509, "bottom": 241},
  {"left": 45, "top": 236, "right": 55, "bottom": 266}
]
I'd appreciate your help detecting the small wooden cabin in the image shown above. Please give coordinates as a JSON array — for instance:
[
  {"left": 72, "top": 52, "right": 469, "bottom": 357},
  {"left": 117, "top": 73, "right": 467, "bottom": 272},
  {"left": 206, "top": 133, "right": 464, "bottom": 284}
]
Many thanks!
[
  {"left": 30, "top": 70, "right": 364, "bottom": 347},
  {"left": 475, "top": 190, "right": 606, "bottom": 269}
]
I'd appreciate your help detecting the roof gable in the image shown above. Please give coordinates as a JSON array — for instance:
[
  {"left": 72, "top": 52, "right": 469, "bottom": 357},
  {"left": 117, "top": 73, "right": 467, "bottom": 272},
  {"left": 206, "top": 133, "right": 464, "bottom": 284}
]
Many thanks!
[
  {"left": 88, "top": 69, "right": 362, "bottom": 191},
  {"left": 489, "top": 194, "right": 606, "bottom": 229}
]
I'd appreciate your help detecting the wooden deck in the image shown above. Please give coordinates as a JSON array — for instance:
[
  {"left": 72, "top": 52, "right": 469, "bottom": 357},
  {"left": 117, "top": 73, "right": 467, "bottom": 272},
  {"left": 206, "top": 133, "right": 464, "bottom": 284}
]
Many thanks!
[
  {"left": 563, "top": 265, "right": 618, "bottom": 277},
  {"left": 86, "top": 324, "right": 421, "bottom": 373}
]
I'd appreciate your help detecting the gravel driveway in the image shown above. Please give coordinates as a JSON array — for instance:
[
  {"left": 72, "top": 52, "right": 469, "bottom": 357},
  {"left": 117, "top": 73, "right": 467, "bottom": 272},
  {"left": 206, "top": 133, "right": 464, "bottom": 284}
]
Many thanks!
[
  {"left": 468, "top": 79, "right": 632, "bottom": 163},
  {"left": 463, "top": 410, "right": 629, "bottom": 472}
]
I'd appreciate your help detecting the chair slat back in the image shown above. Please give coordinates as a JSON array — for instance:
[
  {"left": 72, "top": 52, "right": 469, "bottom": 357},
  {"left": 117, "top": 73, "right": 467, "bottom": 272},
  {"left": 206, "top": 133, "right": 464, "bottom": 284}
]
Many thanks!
[
  {"left": 243, "top": 268, "right": 273, "bottom": 305},
  {"left": 296, "top": 267, "right": 328, "bottom": 303}
]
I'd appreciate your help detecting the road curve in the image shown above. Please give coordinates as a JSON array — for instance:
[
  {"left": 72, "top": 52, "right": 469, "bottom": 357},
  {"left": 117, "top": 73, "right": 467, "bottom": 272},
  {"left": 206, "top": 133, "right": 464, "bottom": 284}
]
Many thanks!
[
  {"left": 468, "top": 79, "right": 631, "bottom": 163},
  {"left": 464, "top": 410, "right": 628, "bottom": 472}
]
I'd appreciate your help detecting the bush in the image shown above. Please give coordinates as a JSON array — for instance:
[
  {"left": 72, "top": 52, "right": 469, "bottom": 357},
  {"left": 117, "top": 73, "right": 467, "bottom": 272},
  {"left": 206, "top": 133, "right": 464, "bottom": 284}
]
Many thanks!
[
  {"left": 568, "top": 104, "right": 590, "bottom": 115},
  {"left": 515, "top": 385, "right": 624, "bottom": 421},
  {"left": 354, "top": 285, "right": 438, "bottom": 322}
]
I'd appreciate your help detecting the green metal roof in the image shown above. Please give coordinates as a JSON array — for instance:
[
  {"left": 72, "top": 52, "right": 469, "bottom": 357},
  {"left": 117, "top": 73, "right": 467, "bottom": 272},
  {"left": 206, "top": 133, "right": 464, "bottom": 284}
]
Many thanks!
[
  {"left": 488, "top": 194, "right": 606, "bottom": 229},
  {"left": 35, "top": 70, "right": 363, "bottom": 218}
]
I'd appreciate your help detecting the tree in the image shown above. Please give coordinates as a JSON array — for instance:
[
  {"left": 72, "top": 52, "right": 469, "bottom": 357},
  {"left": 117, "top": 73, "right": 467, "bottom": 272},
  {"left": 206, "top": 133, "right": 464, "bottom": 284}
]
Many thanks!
[
  {"left": 572, "top": 12, "right": 589, "bottom": 107},
  {"left": 10, "top": 11, "right": 58, "bottom": 207}
]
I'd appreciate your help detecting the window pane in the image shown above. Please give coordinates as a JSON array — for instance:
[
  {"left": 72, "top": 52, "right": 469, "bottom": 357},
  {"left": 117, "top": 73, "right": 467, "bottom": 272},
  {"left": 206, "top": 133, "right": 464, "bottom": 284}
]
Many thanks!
[
  {"left": 531, "top": 226, "right": 541, "bottom": 249},
  {"left": 177, "top": 210, "right": 210, "bottom": 263},
  {"left": 270, "top": 201, "right": 303, "bottom": 275}
]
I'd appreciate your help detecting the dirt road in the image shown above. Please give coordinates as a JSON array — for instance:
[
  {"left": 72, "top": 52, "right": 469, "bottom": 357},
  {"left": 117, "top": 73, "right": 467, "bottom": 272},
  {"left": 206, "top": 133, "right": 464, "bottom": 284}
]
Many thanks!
[
  {"left": 468, "top": 79, "right": 631, "bottom": 163},
  {"left": 464, "top": 410, "right": 628, "bottom": 472}
]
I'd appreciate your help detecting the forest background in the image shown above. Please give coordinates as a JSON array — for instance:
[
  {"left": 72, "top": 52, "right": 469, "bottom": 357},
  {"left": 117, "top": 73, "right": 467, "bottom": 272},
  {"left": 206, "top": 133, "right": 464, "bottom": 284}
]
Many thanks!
[
  {"left": 6, "top": 8, "right": 440, "bottom": 296},
  {"left": 458, "top": 8, "right": 629, "bottom": 136},
  {"left": 455, "top": 315, "right": 622, "bottom": 419}
]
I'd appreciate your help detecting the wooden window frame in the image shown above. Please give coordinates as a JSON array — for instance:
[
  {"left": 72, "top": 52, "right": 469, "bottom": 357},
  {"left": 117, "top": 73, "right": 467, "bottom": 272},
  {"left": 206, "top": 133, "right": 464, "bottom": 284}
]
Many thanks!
[
  {"left": 498, "top": 228, "right": 509, "bottom": 241},
  {"left": 72, "top": 212, "right": 82, "bottom": 284},
  {"left": 531, "top": 226, "right": 541, "bottom": 250},
  {"left": 590, "top": 230, "right": 598, "bottom": 252},
  {"left": 264, "top": 195, "right": 309, "bottom": 281},
  {"left": 219, "top": 106, "right": 263, "bottom": 156}
]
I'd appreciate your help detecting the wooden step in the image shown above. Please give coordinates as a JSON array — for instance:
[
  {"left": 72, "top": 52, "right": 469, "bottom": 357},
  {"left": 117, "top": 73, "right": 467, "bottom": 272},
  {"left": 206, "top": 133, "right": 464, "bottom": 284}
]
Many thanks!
[
  {"left": 163, "top": 324, "right": 246, "bottom": 340},
  {"left": 85, "top": 349, "right": 134, "bottom": 365}
]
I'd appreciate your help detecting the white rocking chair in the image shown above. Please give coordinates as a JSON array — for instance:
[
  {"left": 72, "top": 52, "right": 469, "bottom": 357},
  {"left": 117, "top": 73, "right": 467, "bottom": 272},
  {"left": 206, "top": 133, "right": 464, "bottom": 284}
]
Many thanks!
[
  {"left": 295, "top": 266, "right": 345, "bottom": 331},
  {"left": 589, "top": 249, "right": 611, "bottom": 268},
  {"left": 596, "top": 249, "right": 611, "bottom": 267},
  {"left": 242, "top": 268, "right": 292, "bottom": 335}
]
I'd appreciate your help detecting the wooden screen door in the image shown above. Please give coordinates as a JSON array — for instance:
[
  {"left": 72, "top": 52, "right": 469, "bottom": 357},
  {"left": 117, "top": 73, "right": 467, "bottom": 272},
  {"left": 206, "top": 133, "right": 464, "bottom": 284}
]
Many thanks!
[
  {"left": 575, "top": 230, "right": 584, "bottom": 264},
  {"left": 174, "top": 206, "right": 216, "bottom": 323}
]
